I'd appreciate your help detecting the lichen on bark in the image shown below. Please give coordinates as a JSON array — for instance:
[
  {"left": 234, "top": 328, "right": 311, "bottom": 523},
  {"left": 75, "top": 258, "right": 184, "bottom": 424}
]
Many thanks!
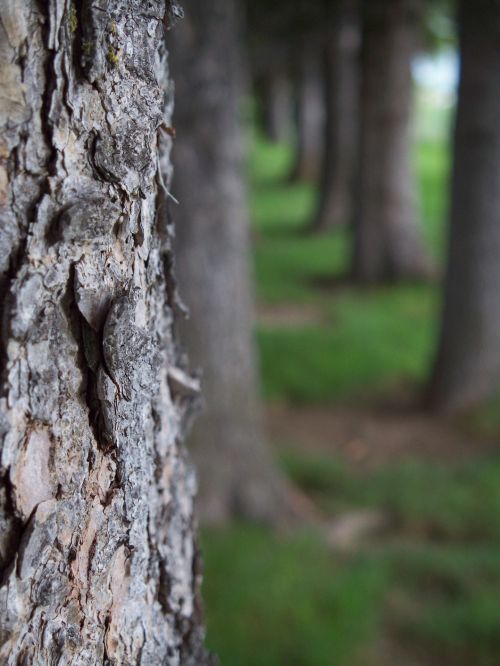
[{"left": 0, "top": 1, "right": 211, "bottom": 663}]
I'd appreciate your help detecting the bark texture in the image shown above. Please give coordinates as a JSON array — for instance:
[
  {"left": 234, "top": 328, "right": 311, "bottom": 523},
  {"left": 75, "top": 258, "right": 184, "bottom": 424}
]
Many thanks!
[
  {"left": 352, "top": 0, "right": 430, "bottom": 282},
  {"left": 428, "top": 0, "right": 500, "bottom": 412},
  {"left": 312, "top": 0, "right": 359, "bottom": 231},
  {"left": 289, "top": 41, "right": 324, "bottom": 183},
  {"left": 0, "top": 2, "right": 211, "bottom": 663},
  {"left": 171, "top": 0, "right": 298, "bottom": 526}
]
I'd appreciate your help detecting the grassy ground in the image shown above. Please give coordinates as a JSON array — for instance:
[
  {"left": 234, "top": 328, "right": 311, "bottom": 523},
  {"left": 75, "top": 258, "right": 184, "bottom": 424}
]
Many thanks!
[
  {"left": 252, "top": 132, "right": 446, "bottom": 404},
  {"left": 200, "top": 110, "right": 500, "bottom": 665}
]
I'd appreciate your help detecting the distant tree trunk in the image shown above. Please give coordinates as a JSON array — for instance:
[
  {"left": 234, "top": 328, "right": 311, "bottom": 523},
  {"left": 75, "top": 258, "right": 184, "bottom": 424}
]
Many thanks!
[
  {"left": 171, "top": 0, "right": 299, "bottom": 526},
  {"left": 0, "top": 2, "right": 211, "bottom": 663},
  {"left": 289, "top": 41, "right": 324, "bottom": 182},
  {"left": 427, "top": 0, "right": 500, "bottom": 413},
  {"left": 312, "top": 0, "right": 359, "bottom": 231},
  {"left": 260, "top": 65, "right": 293, "bottom": 143},
  {"left": 352, "top": 0, "right": 430, "bottom": 282}
]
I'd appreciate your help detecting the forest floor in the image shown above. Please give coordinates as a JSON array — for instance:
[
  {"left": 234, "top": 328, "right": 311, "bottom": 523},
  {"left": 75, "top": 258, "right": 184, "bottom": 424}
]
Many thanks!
[
  {"left": 267, "top": 398, "right": 497, "bottom": 469},
  {"left": 201, "top": 125, "right": 500, "bottom": 666}
]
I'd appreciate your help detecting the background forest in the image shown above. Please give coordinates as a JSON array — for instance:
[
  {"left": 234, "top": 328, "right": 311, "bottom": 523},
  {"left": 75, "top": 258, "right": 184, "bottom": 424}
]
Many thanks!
[{"left": 172, "top": 0, "right": 500, "bottom": 665}]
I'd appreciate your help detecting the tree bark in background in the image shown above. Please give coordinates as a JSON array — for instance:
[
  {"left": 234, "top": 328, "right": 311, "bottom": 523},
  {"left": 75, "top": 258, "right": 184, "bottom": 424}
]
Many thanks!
[
  {"left": 0, "top": 2, "right": 211, "bottom": 663},
  {"left": 289, "top": 40, "right": 324, "bottom": 183},
  {"left": 259, "top": 64, "right": 294, "bottom": 143},
  {"left": 312, "top": 0, "right": 360, "bottom": 231},
  {"left": 428, "top": 0, "right": 500, "bottom": 413},
  {"left": 352, "top": 0, "right": 430, "bottom": 282},
  {"left": 171, "top": 0, "right": 299, "bottom": 526}
]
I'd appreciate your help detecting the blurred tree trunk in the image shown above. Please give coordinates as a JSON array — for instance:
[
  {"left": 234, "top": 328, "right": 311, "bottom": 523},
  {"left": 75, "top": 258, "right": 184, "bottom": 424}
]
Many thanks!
[
  {"left": 171, "top": 0, "right": 299, "bottom": 526},
  {"left": 352, "top": 0, "right": 430, "bottom": 282},
  {"left": 428, "top": 0, "right": 500, "bottom": 413},
  {"left": 312, "top": 0, "right": 360, "bottom": 231},
  {"left": 289, "top": 40, "right": 324, "bottom": 182},
  {"left": 260, "top": 65, "right": 293, "bottom": 143},
  {"left": 0, "top": 2, "right": 211, "bottom": 663}
]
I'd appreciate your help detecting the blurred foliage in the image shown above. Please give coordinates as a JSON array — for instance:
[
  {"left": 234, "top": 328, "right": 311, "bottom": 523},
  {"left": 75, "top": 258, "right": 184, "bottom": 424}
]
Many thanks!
[
  {"left": 422, "top": 0, "right": 457, "bottom": 52},
  {"left": 244, "top": 0, "right": 326, "bottom": 45}
]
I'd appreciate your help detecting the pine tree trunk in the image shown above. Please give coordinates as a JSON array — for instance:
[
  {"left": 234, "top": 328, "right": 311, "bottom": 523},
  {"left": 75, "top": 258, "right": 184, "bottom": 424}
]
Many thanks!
[
  {"left": 0, "top": 2, "right": 211, "bottom": 663},
  {"left": 312, "top": 0, "right": 359, "bottom": 231},
  {"left": 352, "top": 0, "right": 430, "bottom": 282},
  {"left": 289, "top": 41, "right": 324, "bottom": 183},
  {"left": 427, "top": 0, "right": 500, "bottom": 413},
  {"left": 171, "top": 0, "right": 299, "bottom": 527},
  {"left": 260, "top": 66, "right": 293, "bottom": 143}
]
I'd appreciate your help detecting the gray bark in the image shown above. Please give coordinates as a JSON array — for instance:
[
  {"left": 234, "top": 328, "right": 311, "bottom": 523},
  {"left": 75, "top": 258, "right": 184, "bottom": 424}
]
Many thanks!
[
  {"left": 428, "top": 0, "right": 500, "bottom": 413},
  {"left": 289, "top": 41, "right": 324, "bottom": 183},
  {"left": 260, "top": 66, "right": 293, "bottom": 144},
  {"left": 171, "top": 0, "right": 299, "bottom": 527},
  {"left": 352, "top": 0, "right": 430, "bottom": 282},
  {"left": 312, "top": 0, "right": 359, "bottom": 231},
  {"left": 0, "top": 2, "right": 211, "bottom": 663}
]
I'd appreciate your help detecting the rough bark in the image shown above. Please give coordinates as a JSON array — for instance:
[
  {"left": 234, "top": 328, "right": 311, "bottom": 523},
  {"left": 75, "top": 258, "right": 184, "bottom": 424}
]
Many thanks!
[
  {"left": 427, "top": 0, "right": 500, "bottom": 413},
  {"left": 312, "top": 0, "right": 359, "bottom": 231},
  {"left": 289, "top": 40, "right": 324, "bottom": 183},
  {"left": 0, "top": 2, "right": 212, "bottom": 663},
  {"left": 171, "top": 0, "right": 299, "bottom": 527},
  {"left": 352, "top": 0, "right": 430, "bottom": 282}
]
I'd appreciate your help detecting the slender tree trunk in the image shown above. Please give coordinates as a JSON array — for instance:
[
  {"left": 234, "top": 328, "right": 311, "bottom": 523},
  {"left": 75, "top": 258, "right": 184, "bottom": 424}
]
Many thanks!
[
  {"left": 289, "top": 41, "right": 324, "bottom": 183},
  {"left": 260, "top": 66, "right": 293, "bottom": 143},
  {"left": 171, "top": 0, "right": 299, "bottom": 527},
  {"left": 0, "top": 2, "right": 211, "bottom": 663},
  {"left": 427, "top": 0, "right": 500, "bottom": 413},
  {"left": 352, "top": 0, "right": 430, "bottom": 282},
  {"left": 312, "top": 0, "right": 359, "bottom": 231}
]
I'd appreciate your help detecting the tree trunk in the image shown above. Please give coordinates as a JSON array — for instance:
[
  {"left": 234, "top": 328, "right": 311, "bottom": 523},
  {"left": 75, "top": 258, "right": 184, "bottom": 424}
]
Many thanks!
[
  {"left": 0, "top": 2, "right": 212, "bottom": 663},
  {"left": 289, "top": 41, "right": 324, "bottom": 183},
  {"left": 352, "top": 0, "right": 430, "bottom": 282},
  {"left": 171, "top": 0, "right": 299, "bottom": 527},
  {"left": 312, "top": 0, "right": 359, "bottom": 231},
  {"left": 427, "top": 0, "right": 500, "bottom": 413},
  {"left": 260, "top": 66, "right": 293, "bottom": 143}
]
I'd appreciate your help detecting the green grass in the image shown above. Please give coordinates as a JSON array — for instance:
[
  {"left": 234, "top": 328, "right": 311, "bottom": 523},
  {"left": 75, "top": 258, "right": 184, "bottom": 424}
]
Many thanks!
[
  {"left": 389, "top": 543, "right": 500, "bottom": 664},
  {"left": 250, "top": 136, "right": 349, "bottom": 304},
  {"left": 250, "top": 127, "right": 450, "bottom": 404},
  {"left": 201, "top": 475, "right": 500, "bottom": 665},
  {"left": 258, "top": 285, "right": 437, "bottom": 403},
  {"left": 201, "top": 526, "right": 388, "bottom": 666},
  {"left": 417, "top": 137, "right": 451, "bottom": 259},
  {"left": 276, "top": 448, "right": 500, "bottom": 662},
  {"left": 282, "top": 451, "right": 500, "bottom": 541},
  {"left": 202, "top": 451, "right": 500, "bottom": 664}
]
